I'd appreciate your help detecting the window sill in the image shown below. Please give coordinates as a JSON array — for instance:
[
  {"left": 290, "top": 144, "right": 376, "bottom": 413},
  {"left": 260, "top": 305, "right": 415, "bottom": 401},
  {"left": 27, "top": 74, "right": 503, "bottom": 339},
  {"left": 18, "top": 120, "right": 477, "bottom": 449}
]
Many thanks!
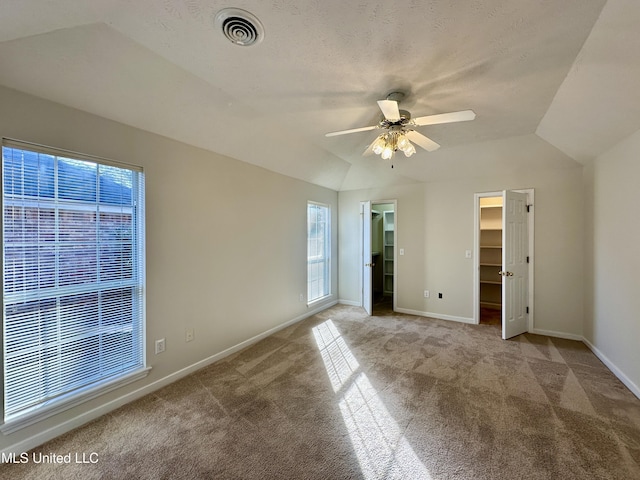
[
  {"left": 307, "top": 294, "right": 332, "bottom": 308},
  {"left": 1, "top": 367, "right": 151, "bottom": 435}
]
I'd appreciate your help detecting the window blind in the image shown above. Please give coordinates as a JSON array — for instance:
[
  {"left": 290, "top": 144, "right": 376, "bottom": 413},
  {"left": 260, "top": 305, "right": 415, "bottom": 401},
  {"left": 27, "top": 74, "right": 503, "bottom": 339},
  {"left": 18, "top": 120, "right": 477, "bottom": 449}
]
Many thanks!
[
  {"left": 307, "top": 202, "right": 330, "bottom": 302},
  {"left": 2, "top": 142, "right": 145, "bottom": 422}
]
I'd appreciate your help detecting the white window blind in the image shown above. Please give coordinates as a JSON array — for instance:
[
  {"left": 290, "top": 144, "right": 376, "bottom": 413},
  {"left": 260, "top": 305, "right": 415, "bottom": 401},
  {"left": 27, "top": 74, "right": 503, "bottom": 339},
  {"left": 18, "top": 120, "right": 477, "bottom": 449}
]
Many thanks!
[
  {"left": 307, "top": 202, "right": 330, "bottom": 302},
  {"left": 2, "top": 141, "right": 146, "bottom": 425}
]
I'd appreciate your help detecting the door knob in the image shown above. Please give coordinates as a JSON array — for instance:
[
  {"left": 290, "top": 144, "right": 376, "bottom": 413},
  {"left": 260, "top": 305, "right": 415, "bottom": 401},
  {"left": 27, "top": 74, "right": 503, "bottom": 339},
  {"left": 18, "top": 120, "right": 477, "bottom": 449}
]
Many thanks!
[{"left": 499, "top": 271, "right": 514, "bottom": 277}]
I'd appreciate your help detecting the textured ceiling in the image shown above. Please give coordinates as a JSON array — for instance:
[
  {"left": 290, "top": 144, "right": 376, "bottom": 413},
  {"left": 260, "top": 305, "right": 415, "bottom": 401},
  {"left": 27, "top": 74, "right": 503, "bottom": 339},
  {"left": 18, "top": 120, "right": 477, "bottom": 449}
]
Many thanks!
[{"left": 1, "top": 0, "right": 636, "bottom": 191}]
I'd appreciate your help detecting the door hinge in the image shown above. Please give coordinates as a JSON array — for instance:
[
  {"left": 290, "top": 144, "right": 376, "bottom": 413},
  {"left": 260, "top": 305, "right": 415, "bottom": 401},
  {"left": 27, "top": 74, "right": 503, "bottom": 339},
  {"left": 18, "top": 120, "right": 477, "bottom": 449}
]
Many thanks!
[
  {"left": 526, "top": 256, "right": 529, "bottom": 263},
  {"left": 526, "top": 204, "right": 532, "bottom": 212},
  {"left": 526, "top": 306, "right": 529, "bottom": 314}
]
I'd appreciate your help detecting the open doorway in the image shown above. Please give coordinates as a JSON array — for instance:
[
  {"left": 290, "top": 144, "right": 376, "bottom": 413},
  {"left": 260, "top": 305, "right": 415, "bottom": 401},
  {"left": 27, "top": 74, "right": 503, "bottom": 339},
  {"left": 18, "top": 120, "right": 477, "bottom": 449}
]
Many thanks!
[
  {"left": 371, "top": 203, "right": 395, "bottom": 314},
  {"left": 474, "top": 189, "right": 534, "bottom": 339},
  {"left": 361, "top": 200, "right": 397, "bottom": 316},
  {"left": 478, "top": 196, "right": 503, "bottom": 325}
]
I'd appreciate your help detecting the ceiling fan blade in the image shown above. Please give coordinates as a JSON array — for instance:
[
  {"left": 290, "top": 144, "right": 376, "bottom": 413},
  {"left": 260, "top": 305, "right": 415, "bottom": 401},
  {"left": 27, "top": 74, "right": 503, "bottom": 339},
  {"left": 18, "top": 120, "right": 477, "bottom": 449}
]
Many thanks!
[
  {"left": 377, "top": 100, "right": 401, "bottom": 121},
  {"left": 406, "top": 131, "right": 440, "bottom": 152},
  {"left": 413, "top": 109, "right": 476, "bottom": 126},
  {"left": 325, "top": 125, "right": 377, "bottom": 137}
]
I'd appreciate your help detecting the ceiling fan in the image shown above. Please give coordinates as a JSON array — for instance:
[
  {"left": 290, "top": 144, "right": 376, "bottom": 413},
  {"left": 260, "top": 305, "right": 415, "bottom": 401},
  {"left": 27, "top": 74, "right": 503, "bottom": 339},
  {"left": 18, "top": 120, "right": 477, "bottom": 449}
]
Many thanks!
[{"left": 325, "top": 92, "right": 475, "bottom": 163}]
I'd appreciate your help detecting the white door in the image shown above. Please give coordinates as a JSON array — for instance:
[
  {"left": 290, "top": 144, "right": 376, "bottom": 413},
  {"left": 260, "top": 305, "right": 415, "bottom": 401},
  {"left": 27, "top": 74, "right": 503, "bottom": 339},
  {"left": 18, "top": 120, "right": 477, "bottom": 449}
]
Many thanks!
[
  {"left": 361, "top": 201, "right": 373, "bottom": 315},
  {"left": 502, "top": 191, "right": 528, "bottom": 339}
]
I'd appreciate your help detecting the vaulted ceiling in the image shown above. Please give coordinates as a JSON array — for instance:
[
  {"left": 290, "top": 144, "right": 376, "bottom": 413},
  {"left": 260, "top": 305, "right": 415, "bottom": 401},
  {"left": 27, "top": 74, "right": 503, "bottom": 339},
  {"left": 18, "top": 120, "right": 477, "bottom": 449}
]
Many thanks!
[{"left": 1, "top": 0, "right": 639, "bottom": 191}]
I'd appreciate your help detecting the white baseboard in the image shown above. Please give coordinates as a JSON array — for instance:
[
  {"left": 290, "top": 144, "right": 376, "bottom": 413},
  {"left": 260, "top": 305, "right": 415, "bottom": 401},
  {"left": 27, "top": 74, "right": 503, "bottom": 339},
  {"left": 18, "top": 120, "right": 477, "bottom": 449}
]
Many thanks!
[
  {"left": 582, "top": 337, "right": 640, "bottom": 401},
  {"left": 1, "top": 301, "right": 337, "bottom": 456},
  {"left": 530, "top": 328, "right": 583, "bottom": 341},
  {"left": 395, "top": 308, "right": 475, "bottom": 325},
  {"left": 338, "top": 299, "right": 361, "bottom": 307}
]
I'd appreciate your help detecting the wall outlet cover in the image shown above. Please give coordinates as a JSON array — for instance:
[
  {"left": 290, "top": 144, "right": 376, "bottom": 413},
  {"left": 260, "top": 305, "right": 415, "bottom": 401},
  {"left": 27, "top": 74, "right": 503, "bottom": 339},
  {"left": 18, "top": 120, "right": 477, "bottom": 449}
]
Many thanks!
[{"left": 155, "top": 338, "right": 166, "bottom": 354}]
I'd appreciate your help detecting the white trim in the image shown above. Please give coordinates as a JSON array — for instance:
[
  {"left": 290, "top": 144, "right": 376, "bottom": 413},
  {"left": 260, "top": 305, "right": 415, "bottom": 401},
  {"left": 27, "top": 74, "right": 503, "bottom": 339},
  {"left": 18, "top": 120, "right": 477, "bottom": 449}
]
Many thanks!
[
  {"left": 306, "top": 297, "right": 337, "bottom": 311},
  {"left": 473, "top": 189, "right": 535, "bottom": 332},
  {"left": 473, "top": 191, "right": 503, "bottom": 325},
  {"left": 530, "top": 328, "right": 583, "bottom": 341},
  {"left": 0, "top": 300, "right": 336, "bottom": 456},
  {"left": 395, "top": 308, "right": 475, "bottom": 325},
  {"left": 1, "top": 368, "right": 151, "bottom": 434},
  {"left": 2, "top": 137, "right": 142, "bottom": 172},
  {"left": 307, "top": 294, "right": 331, "bottom": 308},
  {"left": 338, "top": 299, "right": 361, "bottom": 307},
  {"left": 519, "top": 188, "right": 535, "bottom": 333},
  {"left": 307, "top": 201, "right": 331, "bottom": 303},
  {"left": 582, "top": 337, "right": 640, "bottom": 400},
  {"left": 1, "top": 145, "right": 147, "bottom": 434},
  {"left": 359, "top": 201, "right": 366, "bottom": 311},
  {"left": 360, "top": 199, "right": 398, "bottom": 311}
]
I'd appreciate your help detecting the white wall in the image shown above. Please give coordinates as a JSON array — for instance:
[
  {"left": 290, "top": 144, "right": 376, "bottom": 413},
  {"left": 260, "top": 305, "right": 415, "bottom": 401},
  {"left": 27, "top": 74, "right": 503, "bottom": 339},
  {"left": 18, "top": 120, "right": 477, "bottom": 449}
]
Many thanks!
[
  {"left": 0, "top": 86, "right": 338, "bottom": 452},
  {"left": 583, "top": 128, "right": 640, "bottom": 396},
  {"left": 339, "top": 161, "right": 585, "bottom": 335}
]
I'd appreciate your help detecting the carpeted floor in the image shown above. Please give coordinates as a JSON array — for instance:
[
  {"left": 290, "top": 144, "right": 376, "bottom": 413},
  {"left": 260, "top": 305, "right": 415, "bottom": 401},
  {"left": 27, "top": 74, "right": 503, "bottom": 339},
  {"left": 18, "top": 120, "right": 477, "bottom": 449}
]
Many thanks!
[{"left": 2, "top": 304, "right": 639, "bottom": 479}]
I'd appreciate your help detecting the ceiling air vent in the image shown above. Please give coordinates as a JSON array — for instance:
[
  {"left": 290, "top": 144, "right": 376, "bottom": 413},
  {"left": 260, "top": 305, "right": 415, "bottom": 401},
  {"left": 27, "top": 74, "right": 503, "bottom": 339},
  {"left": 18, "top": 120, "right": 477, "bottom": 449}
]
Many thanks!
[{"left": 214, "top": 8, "right": 264, "bottom": 46}]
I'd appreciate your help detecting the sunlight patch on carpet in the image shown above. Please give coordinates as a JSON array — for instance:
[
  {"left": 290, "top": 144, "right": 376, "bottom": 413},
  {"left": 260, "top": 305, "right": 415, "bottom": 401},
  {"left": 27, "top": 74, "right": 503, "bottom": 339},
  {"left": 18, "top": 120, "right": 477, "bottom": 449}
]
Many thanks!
[{"left": 313, "top": 320, "right": 432, "bottom": 479}]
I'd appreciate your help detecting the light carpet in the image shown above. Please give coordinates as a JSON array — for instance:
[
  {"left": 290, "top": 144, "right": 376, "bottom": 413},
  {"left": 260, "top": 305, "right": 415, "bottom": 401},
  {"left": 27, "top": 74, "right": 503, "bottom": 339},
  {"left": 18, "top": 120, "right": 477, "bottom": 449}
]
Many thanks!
[{"left": 2, "top": 304, "right": 639, "bottom": 479}]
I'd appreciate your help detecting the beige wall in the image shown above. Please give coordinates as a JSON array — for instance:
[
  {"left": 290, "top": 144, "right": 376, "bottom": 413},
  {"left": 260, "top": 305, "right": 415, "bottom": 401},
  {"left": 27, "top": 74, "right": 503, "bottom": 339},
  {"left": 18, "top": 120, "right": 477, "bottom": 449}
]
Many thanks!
[
  {"left": 0, "top": 86, "right": 338, "bottom": 452},
  {"left": 3, "top": 82, "right": 637, "bottom": 453},
  {"left": 338, "top": 184, "right": 426, "bottom": 308},
  {"left": 584, "top": 128, "right": 640, "bottom": 395},
  {"left": 339, "top": 163, "right": 585, "bottom": 335}
]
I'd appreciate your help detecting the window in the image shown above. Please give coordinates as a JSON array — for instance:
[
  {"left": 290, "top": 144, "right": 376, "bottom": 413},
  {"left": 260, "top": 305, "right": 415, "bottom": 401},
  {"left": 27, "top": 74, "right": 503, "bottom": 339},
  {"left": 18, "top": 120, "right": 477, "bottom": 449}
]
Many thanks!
[
  {"left": 307, "top": 202, "right": 330, "bottom": 303},
  {"left": 2, "top": 140, "right": 147, "bottom": 431}
]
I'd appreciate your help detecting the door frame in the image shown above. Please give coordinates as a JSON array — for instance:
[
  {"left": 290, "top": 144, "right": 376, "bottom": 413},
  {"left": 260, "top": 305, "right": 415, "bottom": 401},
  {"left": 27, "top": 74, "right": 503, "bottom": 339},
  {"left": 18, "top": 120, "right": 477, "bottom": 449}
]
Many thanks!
[
  {"left": 360, "top": 199, "right": 398, "bottom": 313},
  {"left": 473, "top": 189, "right": 535, "bottom": 331}
]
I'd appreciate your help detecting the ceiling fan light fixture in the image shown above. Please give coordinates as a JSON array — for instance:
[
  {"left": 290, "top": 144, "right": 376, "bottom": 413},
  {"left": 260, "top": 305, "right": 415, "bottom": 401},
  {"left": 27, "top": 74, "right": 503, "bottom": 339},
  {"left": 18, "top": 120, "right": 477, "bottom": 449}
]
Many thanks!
[
  {"left": 403, "top": 143, "right": 416, "bottom": 157},
  {"left": 372, "top": 136, "right": 386, "bottom": 155},
  {"left": 326, "top": 94, "right": 473, "bottom": 167},
  {"left": 397, "top": 134, "right": 410, "bottom": 151}
]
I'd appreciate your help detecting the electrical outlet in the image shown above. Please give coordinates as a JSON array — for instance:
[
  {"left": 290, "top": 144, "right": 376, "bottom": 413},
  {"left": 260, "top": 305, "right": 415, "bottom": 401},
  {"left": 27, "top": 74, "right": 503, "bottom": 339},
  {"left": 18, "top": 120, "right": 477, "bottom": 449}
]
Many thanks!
[
  {"left": 185, "top": 329, "right": 194, "bottom": 343},
  {"left": 155, "top": 338, "right": 166, "bottom": 354},
  {"left": 438, "top": 293, "right": 443, "bottom": 299},
  {"left": 424, "top": 290, "right": 430, "bottom": 298},
  {"left": 299, "top": 293, "right": 304, "bottom": 302}
]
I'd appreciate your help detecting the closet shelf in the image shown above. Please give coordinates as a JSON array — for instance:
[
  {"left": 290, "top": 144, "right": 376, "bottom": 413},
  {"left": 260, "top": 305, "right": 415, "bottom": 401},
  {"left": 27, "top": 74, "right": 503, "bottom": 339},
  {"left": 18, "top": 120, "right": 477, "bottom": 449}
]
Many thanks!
[
  {"left": 383, "top": 210, "right": 394, "bottom": 295},
  {"left": 480, "top": 201, "right": 503, "bottom": 314}
]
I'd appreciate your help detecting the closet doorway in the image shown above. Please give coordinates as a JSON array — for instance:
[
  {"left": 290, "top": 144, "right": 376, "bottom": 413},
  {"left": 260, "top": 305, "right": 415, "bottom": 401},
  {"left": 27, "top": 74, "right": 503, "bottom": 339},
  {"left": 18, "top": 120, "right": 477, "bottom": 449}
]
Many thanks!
[
  {"left": 478, "top": 196, "right": 503, "bottom": 325},
  {"left": 361, "top": 200, "right": 397, "bottom": 315},
  {"left": 474, "top": 190, "right": 534, "bottom": 339}
]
